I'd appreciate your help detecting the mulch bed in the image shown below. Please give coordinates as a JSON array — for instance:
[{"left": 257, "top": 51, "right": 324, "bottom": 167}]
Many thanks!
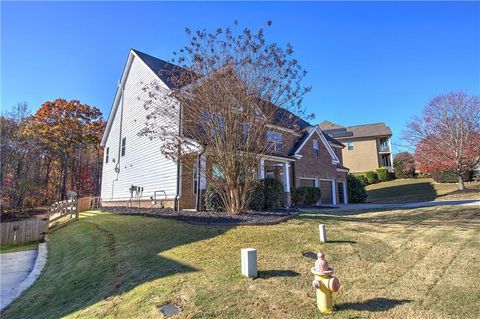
[{"left": 100, "top": 207, "right": 299, "bottom": 226}]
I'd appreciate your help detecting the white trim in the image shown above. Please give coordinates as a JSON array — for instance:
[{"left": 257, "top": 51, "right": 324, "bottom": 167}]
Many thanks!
[
  {"left": 266, "top": 124, "right": 303, "bottom": 136},
  {"left": 336, "top": 168, "right": 349, "bottom": 172},
  {"left": 259, "top": 159, "right": 265, "bottom": 179},
  {"left": 261, "top": 154, "right": 296, "bottom": 162},
  {"left": 329, "top": 143, "right": 344, "bottom": 149},
  {"left": 299, "top": 177, "right": 317, "bottom": 187},
  {"left": 293, "top": 127, "right": 340, "bottom": 165},
  {"left": 101, "top": 49, "right": 173, "bottom": 147},
  {"left": 283, "top": 162, "right": 290, "bottom": 192},
  {"left": 343, "top": 181, "right": 348, "bottom": 204}
]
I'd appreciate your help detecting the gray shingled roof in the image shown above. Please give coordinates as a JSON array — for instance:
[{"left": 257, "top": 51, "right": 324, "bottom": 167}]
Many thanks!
[{"left": 320, "top": 121, "right": 392, "bottom": 139}]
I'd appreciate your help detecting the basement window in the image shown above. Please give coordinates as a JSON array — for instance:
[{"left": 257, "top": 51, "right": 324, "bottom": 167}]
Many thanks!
[{"left": 121, "top": 137, "right": 126, "bottom": 156}]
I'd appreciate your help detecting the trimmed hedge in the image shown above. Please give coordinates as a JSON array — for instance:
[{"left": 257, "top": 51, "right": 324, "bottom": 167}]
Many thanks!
[
  {"left": 291, "top": 186, "right": 321, "bottom": 206},
  {"left": 376, "top": 167, "right": 389, "bottom": 182},
  {"left": 262, "top": 178, "right": 284, "bottom": 209},
  {"left": 365, "top": 171, "right": 378, "bottom": 184},
  {"left": 431, "top": 170, "right": 473, "bottom": 183},
  {"left": 204, "top": 185, "right": 224, "bottom": 211},
  {"left": 347, "top": 174, "right": 368, "bottom": 203}
]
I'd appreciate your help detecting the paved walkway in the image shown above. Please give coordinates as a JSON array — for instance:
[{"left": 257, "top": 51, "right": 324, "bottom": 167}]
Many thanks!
[
  {"left": 300, "top": 199, "right": 480, "bottom": 213},
  {"left": 0, "top": 250, "right": 37, "bottom": 310}
]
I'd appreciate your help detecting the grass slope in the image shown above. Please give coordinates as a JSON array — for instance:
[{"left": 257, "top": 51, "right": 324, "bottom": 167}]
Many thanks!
[
  {"left": 366, "top": 178, "right": 480, "bottom": 203},
  {"left": 2, "top": 207, "right": 480, "bottom": 319}
]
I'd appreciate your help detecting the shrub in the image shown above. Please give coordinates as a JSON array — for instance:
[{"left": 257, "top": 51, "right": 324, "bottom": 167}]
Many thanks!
[
  {"left": 347, "top": 174, "right": 368, "bottom": 203},
  {"left": 248, "top": 181, "right": 265, "bottom": 211},
  {"left": 376, "top": 167, "right": 389, "bottom": 182},
  {"left": 204, "top": 186, "right": 224, "bottom": 211},
  {"left": 393, "top": 152, "right": 416, "bottom": 179},
  {"left": 431, "top": 170, "right": 473, "bottom": 183},
  {"left": 365, "top": 171, "right": 378, "bottom": 184},
  {"left": 292, "top": 187, "right": 321, "bottom": 206},
  {"left": 262, "top": 177, "right": 284, "bottom": 209},
  {"left": 356, "top": 175, "right": 368, "bottom": 186}
]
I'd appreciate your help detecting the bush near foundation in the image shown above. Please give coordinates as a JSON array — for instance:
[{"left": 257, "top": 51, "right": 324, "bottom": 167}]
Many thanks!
[
  {"left": 365, "top": 171, "right": 378, "bottom": 184},
  {"left": 204, "top": 186, "right": 224, "bottom": 211},
  {"left": 291, "top": 187, "right": 321, "bottom": 206},
  {"left": 376, "top": 167, "right": 389, "bottom": 182},
  {"left": 393, "top": 152, "right": 416, "bottom": 178},
  {"left": 347, "top": 174, "right": 368, "bottom": 203},
  {"left": 262, "top": 178, "right": 285, "bottom": 209}
]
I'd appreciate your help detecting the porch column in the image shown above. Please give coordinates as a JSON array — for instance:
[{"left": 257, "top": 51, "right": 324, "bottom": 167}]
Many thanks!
[
  {"left": 331, "top": 180, "right": 337, "bottom": 205},
  {"left": 343, "top": 181, "right": 348, "bottom": 204},
  {"left": 283, "top": 162, "right": 291, "bottom": 207},
  {"left": 259, "top": 159, "right": 265, "bottom": 179}
]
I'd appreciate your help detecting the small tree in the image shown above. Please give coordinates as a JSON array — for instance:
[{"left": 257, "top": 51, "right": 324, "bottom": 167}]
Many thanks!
[
  {"left": 404, "top": 92, "right": 480, "bottom": 190},
  {"left": 393, "top": 152, "right": 416, "bottom": 178},
  {"left": 140, "top": 21, "right": 310, "bottom": 214}
]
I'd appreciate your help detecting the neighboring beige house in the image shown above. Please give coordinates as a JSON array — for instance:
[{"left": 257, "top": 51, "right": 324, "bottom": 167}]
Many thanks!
[{"left": 319, "top": 121, "right": 393, "bottom": 173}]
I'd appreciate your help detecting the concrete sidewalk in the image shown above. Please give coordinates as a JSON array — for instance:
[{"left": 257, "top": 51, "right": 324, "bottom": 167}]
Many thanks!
[
  {"left": 300, "top": 199, "right": 480, "bottom": 213},
  {"left": 0, "top": 250, "right": 37, "bottom": 310}
]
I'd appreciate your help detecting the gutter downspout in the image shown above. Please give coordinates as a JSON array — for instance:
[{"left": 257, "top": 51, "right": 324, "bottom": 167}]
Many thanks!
[
  {"left": 174, "top": 101, "right": 182, "bottom": 211},
  {"left": 111, "top": 81, "right": 125, "bottom": 200}
]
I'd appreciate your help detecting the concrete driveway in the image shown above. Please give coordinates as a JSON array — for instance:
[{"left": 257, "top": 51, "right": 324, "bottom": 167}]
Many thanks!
[{"left": 0, "top": 250, "right": 37, "bottom": 310}]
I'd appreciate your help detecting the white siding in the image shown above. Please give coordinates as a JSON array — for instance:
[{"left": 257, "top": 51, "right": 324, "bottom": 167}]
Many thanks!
[{"left": 101, "top": 55, "right": 179, "bottom": 201}]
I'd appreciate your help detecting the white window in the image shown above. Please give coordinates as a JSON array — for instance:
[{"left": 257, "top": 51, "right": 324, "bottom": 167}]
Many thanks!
[
  {"left": 193, "top": 160, "right": 199, "bottom": 195},
  {"left": 267, "top": 131, "right": 283, "bottom": 152},
  {"left": 121, "top": 137, "right": 126, "bottom": 156},
  {"left": 347, "top": 141, "right": 353, "bottom": 151},
  {"left": 212, "top": 164, "right": 224, "bottom": 180},
  {"left": 313, "top": 139, "right": 319, "bottom": 157}
]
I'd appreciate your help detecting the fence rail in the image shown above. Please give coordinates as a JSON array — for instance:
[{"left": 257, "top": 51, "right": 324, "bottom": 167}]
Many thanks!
[{"left": 1, "top": 196, "right": 100, "bottom": 246}]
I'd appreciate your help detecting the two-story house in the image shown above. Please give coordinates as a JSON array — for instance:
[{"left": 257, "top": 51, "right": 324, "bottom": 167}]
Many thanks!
[
  {"left": 319, "top": 121, "right": 393, "bottom": 173},
  {"left": 100, "top": 49, "right": 349, "bottom": 210}
]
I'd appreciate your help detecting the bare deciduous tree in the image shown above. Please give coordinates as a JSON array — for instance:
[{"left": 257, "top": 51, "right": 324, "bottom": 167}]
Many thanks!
[
  {"left": 403, "top": 92, "right": 480, "bottom": 190},
  {"left": 140, "top": 21, "right": 311, "bottom": 214}
]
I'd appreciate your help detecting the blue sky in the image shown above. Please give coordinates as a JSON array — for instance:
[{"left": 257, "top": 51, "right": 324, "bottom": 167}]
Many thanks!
[{"left": 2, "top": 1, "right": 479, "bottom": 149}]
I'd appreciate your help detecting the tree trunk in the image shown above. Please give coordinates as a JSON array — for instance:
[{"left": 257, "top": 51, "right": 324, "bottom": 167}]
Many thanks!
[
  {"left": 60, "top": 153, "right": 69, "bottom": 200},
  {"left": 458, "top": 175, "right": 465, "bottom": 191}
]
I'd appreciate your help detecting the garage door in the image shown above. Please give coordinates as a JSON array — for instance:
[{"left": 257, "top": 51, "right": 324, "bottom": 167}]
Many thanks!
[{"left": 319, "top": 180, "right": 333, "bottom": 205}]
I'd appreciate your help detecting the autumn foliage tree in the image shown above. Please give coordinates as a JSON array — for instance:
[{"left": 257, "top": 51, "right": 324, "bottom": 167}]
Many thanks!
[
  {"left": 393, "top": 152, "right": 416, "bottom": 178},
  {"left": 0, "top": 99, "right": 105, "bottom": 212},
  {"left": 140, "top": 21, "right": 311, "bottom": 214},
  {"left": 404, "top": 92, "right": 480, "bottom": 190}
]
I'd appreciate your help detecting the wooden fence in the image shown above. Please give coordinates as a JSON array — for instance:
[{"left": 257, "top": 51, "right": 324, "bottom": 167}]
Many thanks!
[{"left": 0, "top": 217, "right": 48, "bottom": 245}]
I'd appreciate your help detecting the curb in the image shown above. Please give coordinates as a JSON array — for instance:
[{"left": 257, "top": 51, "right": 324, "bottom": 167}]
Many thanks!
[{"left": 1, "top": 241, "right": 48, "bottom": 311}]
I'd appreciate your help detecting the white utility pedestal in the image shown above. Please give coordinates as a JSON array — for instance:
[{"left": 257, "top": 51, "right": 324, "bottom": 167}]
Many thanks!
[
  {"left": 319, "top": 224, "right": 327, "bottom": 243},
  {"left": 241, "top": 248, "right": 257, "bottom": 278}
]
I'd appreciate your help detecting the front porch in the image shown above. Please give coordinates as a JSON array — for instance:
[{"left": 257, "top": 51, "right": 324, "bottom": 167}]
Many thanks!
[{"left": 258, "top": 156, "right": 294, "bottom": 207}]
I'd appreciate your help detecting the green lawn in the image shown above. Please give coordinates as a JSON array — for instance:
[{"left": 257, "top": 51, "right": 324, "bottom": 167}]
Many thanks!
[
  {"left": 2, "top": 207, "right": 480, "bottom": 319},
  {"left": 366, "top": 178, "right": 480, "bottom": 203},
  {"left": 0, "top": 241, "right": 38, "bottom": 254}
]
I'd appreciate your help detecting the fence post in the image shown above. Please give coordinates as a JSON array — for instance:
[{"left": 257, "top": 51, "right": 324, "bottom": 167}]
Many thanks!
[{"left": 75, "top": 199, "right": 79, "bottom": 220}]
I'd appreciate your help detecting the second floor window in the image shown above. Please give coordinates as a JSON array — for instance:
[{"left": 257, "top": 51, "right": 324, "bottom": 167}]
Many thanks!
[
  {"left": 121, "top": 137, "right": 126, "bottom": 156},
  {"left": 267, "top": 131, "right": 283, "bottom": 152},
  {"left": 347, "top": 141, "right": 353, "bottom": 151},
  {"left": 105, "top": 147, "right": 109, "bottom": 163},
  {"left": 212, "top": 164, "right": 225, "bottom": 180},
  {"left": 313, "top": 139, "right": 319, "bottom": 157}
]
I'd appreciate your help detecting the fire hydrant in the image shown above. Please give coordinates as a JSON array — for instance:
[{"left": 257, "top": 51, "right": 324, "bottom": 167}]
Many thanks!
[{"left": 311, "top": 252, "right": 340, "bottom": 314}]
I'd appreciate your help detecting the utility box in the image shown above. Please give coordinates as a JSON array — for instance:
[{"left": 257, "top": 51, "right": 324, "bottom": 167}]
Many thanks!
[{"left": 241, "top": 248, "right": 257, "bottom": 278}]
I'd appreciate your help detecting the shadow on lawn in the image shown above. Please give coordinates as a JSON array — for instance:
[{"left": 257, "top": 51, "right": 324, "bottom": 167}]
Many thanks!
[
  {"left": 1, "top": 212, "right": 233, "bottom": 319},
  {"left": 257, "top": 270, "right": 299, "bottom": 278},
  {"left": 338, "top": 297, "right": 412, "bottom": 312}
]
